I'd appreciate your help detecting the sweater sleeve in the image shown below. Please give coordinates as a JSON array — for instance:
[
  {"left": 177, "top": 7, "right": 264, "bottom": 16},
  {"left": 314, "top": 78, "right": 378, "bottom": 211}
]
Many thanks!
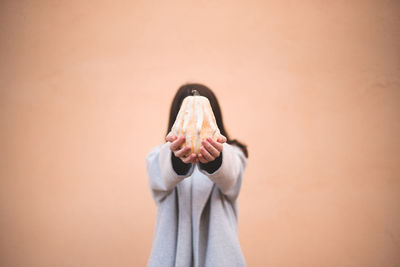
[
  {"left": 146, "top": 142, "right": 195, "bottom": 205},
  {"left": 198, "top": 152, "right": 223, "bottom": 174},
  {"left": 198, "top": 143, "right": 248, "bottom": 202},
  {"left": 171, "top": 152, "right": 193, "bottom": 175}
]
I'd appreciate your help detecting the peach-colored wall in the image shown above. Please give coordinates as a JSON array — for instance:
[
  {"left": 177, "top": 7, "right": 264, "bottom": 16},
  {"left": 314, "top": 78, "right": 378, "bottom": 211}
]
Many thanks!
[{"left": 1, "top": 1, "right": 399, "bottom": 266}]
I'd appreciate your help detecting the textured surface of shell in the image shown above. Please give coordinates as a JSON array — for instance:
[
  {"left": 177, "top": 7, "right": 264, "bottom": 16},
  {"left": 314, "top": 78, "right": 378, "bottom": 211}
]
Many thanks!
[{"left": 170, "top": 95, "right": 222, "bottom": 154}]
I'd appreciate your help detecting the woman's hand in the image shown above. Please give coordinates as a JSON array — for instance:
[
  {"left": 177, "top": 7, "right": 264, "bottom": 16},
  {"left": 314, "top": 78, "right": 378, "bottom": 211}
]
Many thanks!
[
  {"left": 166, "top": 133, "right": 198, "bottom": 164},
  {"left": 198, "top": 135, "right": 227, "bottom": 164}
]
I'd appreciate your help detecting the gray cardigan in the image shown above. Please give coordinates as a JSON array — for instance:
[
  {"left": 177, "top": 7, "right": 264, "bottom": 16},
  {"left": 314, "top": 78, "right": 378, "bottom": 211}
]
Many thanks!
[{"left": 146, "top": 141, "right": 248, "bottom": 267}]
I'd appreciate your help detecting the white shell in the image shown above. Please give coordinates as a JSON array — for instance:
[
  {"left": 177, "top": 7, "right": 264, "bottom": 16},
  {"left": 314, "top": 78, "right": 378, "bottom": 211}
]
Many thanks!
[{"left": 170, "top": 95, "right": 222, "bottom": 154}]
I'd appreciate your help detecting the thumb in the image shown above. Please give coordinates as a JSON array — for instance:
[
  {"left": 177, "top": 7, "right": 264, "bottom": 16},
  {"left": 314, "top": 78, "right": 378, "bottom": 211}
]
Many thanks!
[
  {"left": 166, "top": 132, "right": 175, "bottom": 142},
  {"left": 218, "top": 135, "right": 227, "bottom": 143}
]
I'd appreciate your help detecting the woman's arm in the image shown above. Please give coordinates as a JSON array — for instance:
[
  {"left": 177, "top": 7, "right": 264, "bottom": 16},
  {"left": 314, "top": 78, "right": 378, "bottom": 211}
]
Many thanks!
[
  {"left": 198, "top": 143, "right": 248, "bottom": 202},
  {"left": 146, "top": 142, "right": 195, "bottom": 205}
]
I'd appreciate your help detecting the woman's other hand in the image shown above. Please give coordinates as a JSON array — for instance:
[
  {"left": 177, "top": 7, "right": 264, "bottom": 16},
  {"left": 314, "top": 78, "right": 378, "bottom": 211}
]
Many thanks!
[
  {"left": 198, "top": 135, "right": 227, "bottom": 164},
  {"left": 166, "top": 132, "right": 198, "bottom": 164}
]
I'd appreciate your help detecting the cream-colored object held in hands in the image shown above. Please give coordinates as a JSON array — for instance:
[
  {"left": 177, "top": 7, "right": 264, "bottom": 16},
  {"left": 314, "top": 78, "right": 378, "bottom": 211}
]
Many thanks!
[{"left": 170, "top": 90, "right": 223, "bottom": 154}]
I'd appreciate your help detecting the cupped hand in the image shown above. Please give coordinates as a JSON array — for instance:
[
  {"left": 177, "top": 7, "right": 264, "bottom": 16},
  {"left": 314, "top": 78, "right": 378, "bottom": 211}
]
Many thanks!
[
  {"left": 198, "top": 135, "right": 227, "bottom": 164},
  {"left": 166, "top": 132, "right": 198, "bottom": 164}
]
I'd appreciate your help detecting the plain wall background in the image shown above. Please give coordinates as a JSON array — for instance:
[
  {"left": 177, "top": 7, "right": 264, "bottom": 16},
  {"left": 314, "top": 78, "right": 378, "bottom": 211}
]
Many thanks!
[{"left": 1, "top": 0, "right": 399, "bottom": 266}]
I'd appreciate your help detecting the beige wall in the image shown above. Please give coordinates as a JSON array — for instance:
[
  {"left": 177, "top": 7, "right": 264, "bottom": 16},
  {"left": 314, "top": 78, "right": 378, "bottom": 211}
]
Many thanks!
[{"left": 1, "top": 1, "right": 399, "bottom": 266}]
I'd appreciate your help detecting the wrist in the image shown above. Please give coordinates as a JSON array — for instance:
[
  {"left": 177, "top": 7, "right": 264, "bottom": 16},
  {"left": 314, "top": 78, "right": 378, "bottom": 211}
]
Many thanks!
[{"left": 199, "top": 152, "right": 223, "bottom": 174}]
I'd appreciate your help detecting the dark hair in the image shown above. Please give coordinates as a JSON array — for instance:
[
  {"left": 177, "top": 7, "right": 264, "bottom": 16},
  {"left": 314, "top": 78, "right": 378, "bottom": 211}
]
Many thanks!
[{"left": 166, "top": 83, "right": 248, "bottom": 158}]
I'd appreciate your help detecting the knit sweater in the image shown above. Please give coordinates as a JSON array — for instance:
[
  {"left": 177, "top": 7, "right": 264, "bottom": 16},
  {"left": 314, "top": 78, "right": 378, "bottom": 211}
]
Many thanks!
[{"left": 146, "top": 142, "right": 248, "bottom": 267}]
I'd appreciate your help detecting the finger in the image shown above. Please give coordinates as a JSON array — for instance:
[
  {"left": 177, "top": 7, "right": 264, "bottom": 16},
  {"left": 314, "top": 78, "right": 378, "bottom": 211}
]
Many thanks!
[
  {"left": 217, "top": 135, "right": 227, "bottom": 143},
  {"left": 182, "top": 153, "right": 196, "bottom": 164},
  {"left": 170, "top": 136, "right": 185, "bottom": 151},
  {"left": 200, "top": 146, "right": 215, "bottom": 162},
  {"left": 175, "top": 145, "right": 191, "bottom": 158},
  {"left": 202, "top": 139, "right": 220, "bottom": 158},
  {"left": 206, "top": 137, "right": 223, "bottom": 153},
  {"left": 166, "top": 132, "right": 179, "bottom": 142},
  {"left": 166, "top": 135, "right": 177, "bottom": 143},
  {"left": 198, "top": 153, "right": 208, "bottom": 164},
  {"left": 166, "top": 132, "right": 174, "bottom": 142}
]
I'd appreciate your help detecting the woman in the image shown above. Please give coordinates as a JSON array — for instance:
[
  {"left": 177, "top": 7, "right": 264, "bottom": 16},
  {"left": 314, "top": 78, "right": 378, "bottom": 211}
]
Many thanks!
[{"left": 146, "top": 83, "right": 249, "bottom": 267}]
